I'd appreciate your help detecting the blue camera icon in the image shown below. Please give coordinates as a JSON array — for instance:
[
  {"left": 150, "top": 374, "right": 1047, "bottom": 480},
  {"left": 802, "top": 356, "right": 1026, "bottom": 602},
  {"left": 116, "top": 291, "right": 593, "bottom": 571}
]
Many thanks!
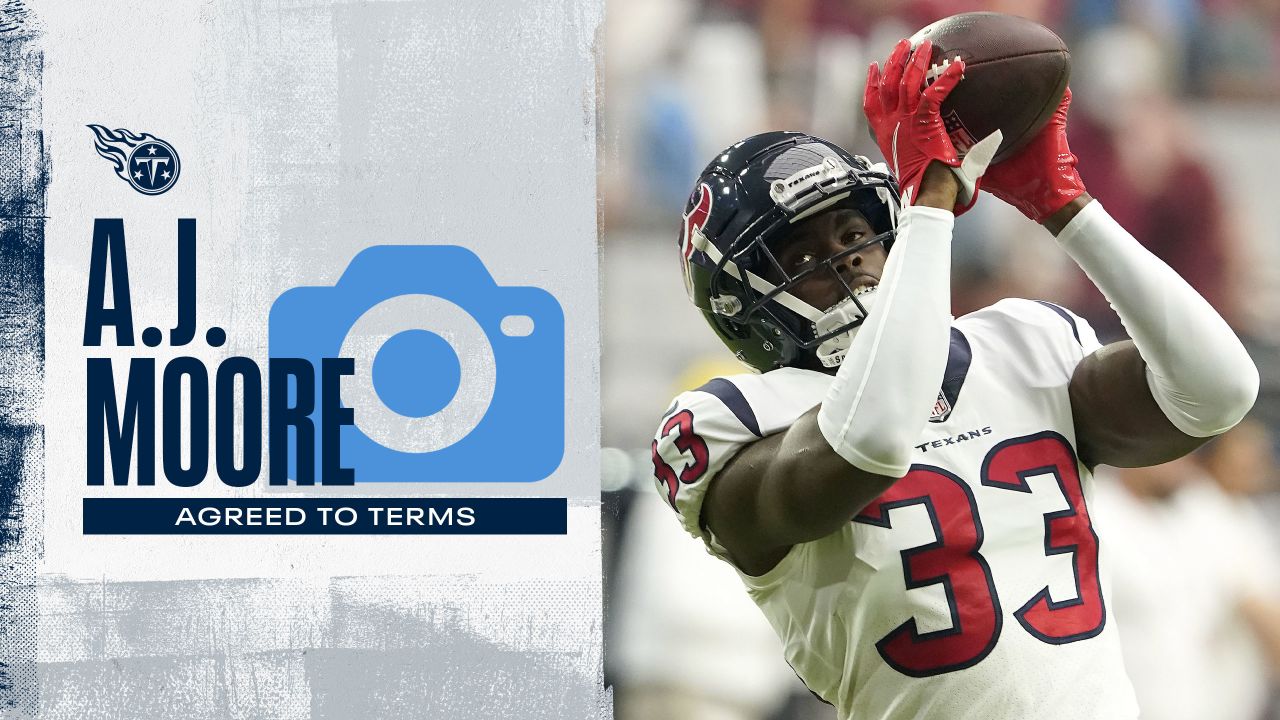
[{"left": 268, "top": 245, "right": 564, "bottom": 482}]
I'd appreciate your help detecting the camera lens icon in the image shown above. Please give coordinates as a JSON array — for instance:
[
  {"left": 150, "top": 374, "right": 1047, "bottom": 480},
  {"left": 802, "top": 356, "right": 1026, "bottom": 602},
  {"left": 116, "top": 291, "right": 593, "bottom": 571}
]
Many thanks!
[
  {"left": 371, "top": 328, "right": 460, "bottom": 418},
  {"left": 268, "top": 245, "right": 565, "bottom": 483}
]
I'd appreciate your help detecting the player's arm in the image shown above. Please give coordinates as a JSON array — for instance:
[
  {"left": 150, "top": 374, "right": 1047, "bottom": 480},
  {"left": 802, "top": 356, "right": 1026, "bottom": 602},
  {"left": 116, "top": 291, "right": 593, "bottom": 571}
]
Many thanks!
[
  {"left": 705, "top": 42, "right": 1000, "bottom": 576},
  {"left": 1239, "top": 595, "right": 1280, "bottom": 675},
  {"left": 705, "top": 167, "right": 960, "bottom": 576},
  {"left": 1050, "top": 195, "right": 1257, "bottom": 466},
  {"left": 982, "top": 91, "right": 1258, "bottom": 468}
]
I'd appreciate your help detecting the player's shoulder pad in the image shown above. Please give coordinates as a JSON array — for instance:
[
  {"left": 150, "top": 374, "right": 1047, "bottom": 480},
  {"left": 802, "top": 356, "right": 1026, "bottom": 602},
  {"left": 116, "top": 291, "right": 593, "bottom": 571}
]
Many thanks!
[
  {"left": 960, "top": 298, "right": 1101, "bottom": 352},
  {"left": 651, "top": 368, "right": 829, "bottom": 542},
  {"left": 956, "top": 298, "right": 1102, "bottom": 382}
]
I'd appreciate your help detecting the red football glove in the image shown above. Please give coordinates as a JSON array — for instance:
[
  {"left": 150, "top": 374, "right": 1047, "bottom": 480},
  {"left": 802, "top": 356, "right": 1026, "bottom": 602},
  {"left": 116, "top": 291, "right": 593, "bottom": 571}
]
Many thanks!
[
  {"left": 981, "top": 88, "right": 1087, "bottom": 223},
  {"left": 864, "top": 39, "right": 1000, "bottom": 215},
  {"left": 864, "top": 40, "right": 959, "bottom": 208}
]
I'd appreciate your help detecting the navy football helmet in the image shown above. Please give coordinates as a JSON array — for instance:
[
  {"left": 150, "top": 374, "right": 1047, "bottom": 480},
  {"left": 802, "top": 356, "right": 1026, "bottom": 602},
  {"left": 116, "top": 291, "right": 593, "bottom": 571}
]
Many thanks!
[{"left": 678, "top": 131, "right": 901, "bottom": 372}]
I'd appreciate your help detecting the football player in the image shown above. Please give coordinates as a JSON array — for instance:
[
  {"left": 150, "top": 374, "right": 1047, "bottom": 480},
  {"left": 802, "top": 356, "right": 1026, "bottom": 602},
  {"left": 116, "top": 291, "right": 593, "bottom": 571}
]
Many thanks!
[{"left": 650, "top": 39, "right": 1259, "bottom": 719}]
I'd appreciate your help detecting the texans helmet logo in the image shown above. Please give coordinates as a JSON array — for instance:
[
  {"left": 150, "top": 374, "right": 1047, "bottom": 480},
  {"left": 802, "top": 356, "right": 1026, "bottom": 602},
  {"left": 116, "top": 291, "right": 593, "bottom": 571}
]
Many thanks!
[
  {"left": 679, "top": 183, "right": 713, "bottom": 298},
  {"left": 682, "top": 182, "right": 712, "bottom": 260}
]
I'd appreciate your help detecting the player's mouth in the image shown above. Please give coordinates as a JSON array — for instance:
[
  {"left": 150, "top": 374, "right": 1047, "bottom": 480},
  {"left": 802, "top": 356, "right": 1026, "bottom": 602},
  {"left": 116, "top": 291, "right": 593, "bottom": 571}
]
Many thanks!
[
  {"left": 814, "top": 283, "right": 881, "bottom": 367},
  {"left": 819, "top": 279, "right": 879, "bottom": 315},
  {"left": 849, "top": 274, "right": 879, "bottom": 293}
]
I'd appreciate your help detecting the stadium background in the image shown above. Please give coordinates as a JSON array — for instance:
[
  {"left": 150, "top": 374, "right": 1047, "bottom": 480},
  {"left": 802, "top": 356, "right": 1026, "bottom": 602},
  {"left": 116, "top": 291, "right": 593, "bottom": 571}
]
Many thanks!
[{"left": 600, "top": 1, "right": 1280, "bottom": 718}]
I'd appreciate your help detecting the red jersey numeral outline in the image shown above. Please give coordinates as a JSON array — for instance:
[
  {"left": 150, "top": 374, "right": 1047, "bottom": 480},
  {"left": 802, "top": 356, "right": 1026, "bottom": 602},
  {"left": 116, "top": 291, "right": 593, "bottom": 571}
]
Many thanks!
[
  {"left": 652, "top": 409, "right": 709, "bottom": 509},
  {"left": 980, "top": 431, "right": 1106, "bottom": 643},
  {"left": 855, "top": 465, "right": 1003, "bottom": 676},
  {"left": 855, "top": 431, "right": 1105, "bottom": 676}
]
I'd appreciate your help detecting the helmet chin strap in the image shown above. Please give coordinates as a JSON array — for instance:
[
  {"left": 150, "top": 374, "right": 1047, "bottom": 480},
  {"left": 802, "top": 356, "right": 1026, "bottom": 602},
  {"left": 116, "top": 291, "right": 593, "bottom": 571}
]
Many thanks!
[{"left": 814, "top": 287, "right": 879, "bottom": 368}]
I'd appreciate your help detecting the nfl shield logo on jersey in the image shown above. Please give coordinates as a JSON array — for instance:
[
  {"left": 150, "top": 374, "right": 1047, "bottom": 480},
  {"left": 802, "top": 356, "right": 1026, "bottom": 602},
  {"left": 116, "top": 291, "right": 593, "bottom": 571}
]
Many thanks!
[{"left": 929, "top": 390, "right": 953, "bottom": 423}]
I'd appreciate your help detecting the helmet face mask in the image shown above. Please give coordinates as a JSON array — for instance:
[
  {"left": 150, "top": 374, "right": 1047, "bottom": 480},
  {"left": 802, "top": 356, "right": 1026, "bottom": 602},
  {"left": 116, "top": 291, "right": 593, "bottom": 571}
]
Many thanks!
[
  {"left": 744, "top": 228, "right": 893, "bottom": 362},
  {"left": 679, "top": 132, "right": 901, "bottom": 372}
]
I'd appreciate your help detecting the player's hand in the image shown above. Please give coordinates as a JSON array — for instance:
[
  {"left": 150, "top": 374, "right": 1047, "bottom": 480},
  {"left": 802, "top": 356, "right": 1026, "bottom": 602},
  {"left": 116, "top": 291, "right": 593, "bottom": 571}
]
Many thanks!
[
  {"left": 981, "top": 88, "right": 1087, "bottom": 223},
  {"left": 863, "top": 39, "right": 1001, "bottom": 216}
]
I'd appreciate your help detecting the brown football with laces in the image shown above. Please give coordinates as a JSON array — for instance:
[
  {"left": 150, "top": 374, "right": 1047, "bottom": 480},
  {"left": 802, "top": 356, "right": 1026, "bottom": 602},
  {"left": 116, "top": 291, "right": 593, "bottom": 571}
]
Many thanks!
[{"left": 909, "top": 12, "right": 1070, "bottom": 164}]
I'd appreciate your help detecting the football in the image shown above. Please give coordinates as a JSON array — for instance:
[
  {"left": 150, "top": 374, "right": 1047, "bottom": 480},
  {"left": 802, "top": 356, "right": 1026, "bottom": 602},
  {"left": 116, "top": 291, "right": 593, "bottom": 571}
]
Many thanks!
[{"left": 909, "top": 12, "right": 1070, "bottom": 164}]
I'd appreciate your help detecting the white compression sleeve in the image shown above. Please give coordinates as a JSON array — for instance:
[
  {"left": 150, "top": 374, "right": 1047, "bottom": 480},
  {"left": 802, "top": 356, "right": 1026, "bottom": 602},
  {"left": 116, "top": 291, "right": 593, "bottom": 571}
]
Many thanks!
[
  {"left": 817, "top": 206, "right": 955, "bottom": 477},
  {"left": 1056, "top": 200, "right": 1258, "bottom": 437}
]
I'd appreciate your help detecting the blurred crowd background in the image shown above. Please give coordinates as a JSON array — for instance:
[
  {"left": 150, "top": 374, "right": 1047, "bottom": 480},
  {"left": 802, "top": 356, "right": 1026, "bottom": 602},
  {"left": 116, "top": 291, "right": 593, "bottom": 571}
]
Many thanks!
[{"left": 600, "top": 1, "right": 1280, "bottom": 719}]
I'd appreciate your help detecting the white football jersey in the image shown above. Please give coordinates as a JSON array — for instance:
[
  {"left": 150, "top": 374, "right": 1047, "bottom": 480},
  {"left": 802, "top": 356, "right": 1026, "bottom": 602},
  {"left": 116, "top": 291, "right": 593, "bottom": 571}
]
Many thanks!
[{"left": 651, "top": 298, "right": 1139, "bottom": 720}]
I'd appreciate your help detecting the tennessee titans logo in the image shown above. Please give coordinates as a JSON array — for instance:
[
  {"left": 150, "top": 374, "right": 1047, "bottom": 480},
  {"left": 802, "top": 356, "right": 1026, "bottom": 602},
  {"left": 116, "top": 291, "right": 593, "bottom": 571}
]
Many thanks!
[{"left": 87, "top": 124, "right": 181, "bottom": 195}]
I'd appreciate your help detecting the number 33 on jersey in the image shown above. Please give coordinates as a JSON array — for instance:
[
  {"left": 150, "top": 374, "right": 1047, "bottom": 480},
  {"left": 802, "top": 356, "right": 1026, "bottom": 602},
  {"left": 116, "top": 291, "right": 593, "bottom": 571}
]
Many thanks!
[{"left": 650, "top": 299, "right": 1138, "bottom": 719}]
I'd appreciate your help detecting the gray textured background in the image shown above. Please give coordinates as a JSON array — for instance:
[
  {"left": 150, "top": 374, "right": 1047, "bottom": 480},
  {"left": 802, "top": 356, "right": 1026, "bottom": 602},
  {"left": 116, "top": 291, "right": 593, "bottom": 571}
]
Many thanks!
[{"left": 32, "top": 0, "right": 605, "bottom": 716}]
